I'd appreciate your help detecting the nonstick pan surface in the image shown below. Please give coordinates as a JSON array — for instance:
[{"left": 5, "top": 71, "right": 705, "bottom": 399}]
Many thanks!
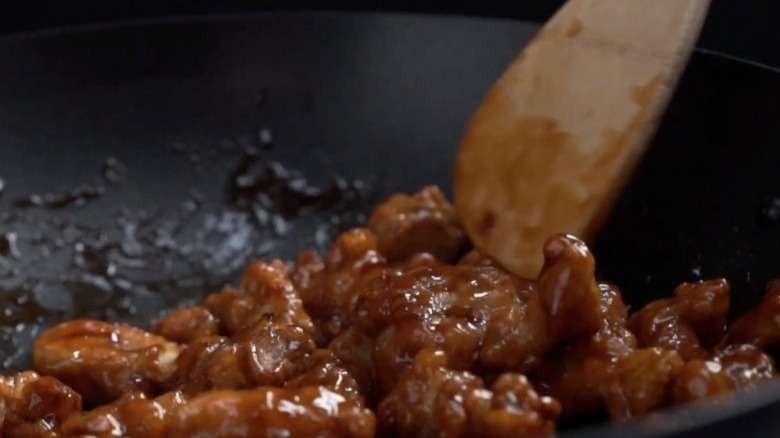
[{"left": 1, "top": 12, "right": 780, "bottom": 437}]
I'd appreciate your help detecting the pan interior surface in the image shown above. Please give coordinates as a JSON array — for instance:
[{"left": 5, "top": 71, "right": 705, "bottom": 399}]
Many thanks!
[
  {"left": 0, "top": 11, "right": 539, "bottom": 363},
  {"left": 0, "top": 11, "right": 779, "bottom": 437}
]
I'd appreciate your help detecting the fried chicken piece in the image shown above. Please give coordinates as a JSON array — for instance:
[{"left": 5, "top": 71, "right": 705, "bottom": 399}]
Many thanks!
[
  {"left": 66, "top": 385, "right": 373, "bottom": 438},
  {"left": 169, "top": 386, "right": 375, "bottom": 438},
  {"left": 152, "top": 306, "right": 219, "bottom": 344},
  {"left": 629, "top": 279, "right": 730, "bottom": 360},
  {"left": 367, "top": 186, "right": 467, "bottom": 264},
  {"left": 372, "top": 316, "right": 484, "bottom": 395},
  {"left": 354, "top": 260, "right": 529, "bottom": 394},
  {"left": 716, "top": 343, "right": 776, "bottom": 388},
  {"left": 285, "top": 349, "right": 364, "bottom": 403},
  {"left": 62, "top": 391, "right": 187, "bottom": 438},
  {"left": 469, "top": 373, "right": 561, "bottom": 438},
  {"left": 343, "top": 234, "right": 604, "bottom": 397},
  {"left": 483, "top": 235, "right": 606, "bottom": 371},
  {"left": 724, "top": 280, "right": 780, "bottom": 349},
  {"left": 603, "top": 348, "right": 685, "bottom": 419},
  {"left": 291, "top": 228, "right": 389, "bottom": 344},
  {"left": 534, "top": 280, "right": 699, "bottom": 421},
  {"left": 169, "top": 335, "right": 225, "bottom": 389},
  {"left": 673, "top": 344, "right": 776, "bottom": 404},
  {"left": 378, "top": 350, "right": 560, "bottom": 438},
  {"left": 33, "top": 319, "right": 180, "bottom": 406},
  {"left": 175, "top": 318, "right": 315, "bottom": 393},
  {"left": 0, "top": 371, "right": 81, "bottom": 438},
  {"left": 206, "top": 259, "right": 314, "bottom": 336},
  {"left": 537, "top": 277, "right": 730, "bottom": 419},
  {"left": 535, "top": 234, "right": 603, "bottom": 341},
  {"left": 673, "top": 359, "right": 732, "bottom": 405},
  {"left": 328, "top": 328, "right": 378, "bottom": 400},
  {"left": 533, "top": 283, "right": 637, "bottom": 415}
]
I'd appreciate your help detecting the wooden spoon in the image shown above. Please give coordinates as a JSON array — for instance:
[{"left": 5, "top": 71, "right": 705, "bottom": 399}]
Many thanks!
[{"left": 454, "top": 0, "right": 711, "bottom": 279}]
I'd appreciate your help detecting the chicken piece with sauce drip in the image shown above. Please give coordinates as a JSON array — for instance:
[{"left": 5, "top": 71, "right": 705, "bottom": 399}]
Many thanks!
[{"left": 532, "top": 282, "right": 638, "bottom": 416}]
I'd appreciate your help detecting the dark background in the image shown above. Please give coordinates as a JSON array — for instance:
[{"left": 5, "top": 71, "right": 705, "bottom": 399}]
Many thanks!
[{"left": 0, "top": 1, "right": 778, "bottom": 66}]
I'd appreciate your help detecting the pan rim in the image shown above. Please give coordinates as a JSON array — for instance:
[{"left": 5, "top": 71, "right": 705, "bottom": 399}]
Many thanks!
[
  {"left": 0, "top": 10, "right": 524, "bottom": 43},
  {"left": 1, "top": 10, "right": 778, "bottom": 75}
]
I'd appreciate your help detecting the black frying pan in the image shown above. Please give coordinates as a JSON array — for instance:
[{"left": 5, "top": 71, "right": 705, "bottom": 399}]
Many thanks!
[{"left": 1, "top": 10, "right": 780, "bottom": 438}]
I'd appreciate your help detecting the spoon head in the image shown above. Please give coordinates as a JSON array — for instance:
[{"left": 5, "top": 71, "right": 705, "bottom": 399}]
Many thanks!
[{"left": 454, "top": 0, "right": 711, "bottom": 279}]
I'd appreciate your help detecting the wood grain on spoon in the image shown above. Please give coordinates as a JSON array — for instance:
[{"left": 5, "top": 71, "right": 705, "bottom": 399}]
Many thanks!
[{"left": 454, "top": 0, "right": 711, "bottom": 279}]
